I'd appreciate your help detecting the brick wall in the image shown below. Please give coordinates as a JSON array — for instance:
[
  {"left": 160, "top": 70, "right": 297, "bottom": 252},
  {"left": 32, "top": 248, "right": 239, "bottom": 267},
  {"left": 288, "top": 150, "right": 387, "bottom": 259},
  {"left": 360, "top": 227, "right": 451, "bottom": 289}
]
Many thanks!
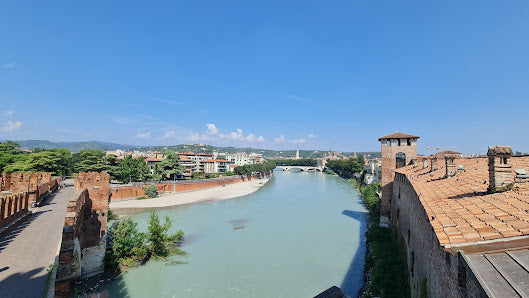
[
  {"left": 0, "top": 192, "right": 29, "bottom": 230},
  {"left": 380, "top": 138, "right": 418, "bottom": 218},
  {"left": 0, "top": 172, "right": 60, "bottom": 231},
  {"left": 391, "top": 173, "right": 463, "bottom": 297},
  {"left": 110, "top": 171, "right": 272, "bottom": 201},
  {"left": 56, "top": 172, "right": 110, "bottom": 297}
]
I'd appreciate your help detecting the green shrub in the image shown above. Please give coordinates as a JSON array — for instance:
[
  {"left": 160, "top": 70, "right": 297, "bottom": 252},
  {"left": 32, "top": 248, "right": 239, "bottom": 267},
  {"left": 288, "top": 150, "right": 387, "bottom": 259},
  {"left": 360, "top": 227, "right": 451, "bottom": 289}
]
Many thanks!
[
  {"left": 145, "top": 185, "right": 158, "bottom": 198},
  {"left": 108, "top": 209, "right": 118, "bottom": 220}
]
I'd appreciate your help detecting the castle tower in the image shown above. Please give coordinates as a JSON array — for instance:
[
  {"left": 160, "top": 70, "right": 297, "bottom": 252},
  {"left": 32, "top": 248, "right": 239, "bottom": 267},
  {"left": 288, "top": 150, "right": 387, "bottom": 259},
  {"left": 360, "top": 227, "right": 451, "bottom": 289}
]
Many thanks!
[
  {"left": 379, "top": 132, "right": 419, "bottom": 226},
  {"left": 296, "top": 149, "right": 300, "bottom": 160}
]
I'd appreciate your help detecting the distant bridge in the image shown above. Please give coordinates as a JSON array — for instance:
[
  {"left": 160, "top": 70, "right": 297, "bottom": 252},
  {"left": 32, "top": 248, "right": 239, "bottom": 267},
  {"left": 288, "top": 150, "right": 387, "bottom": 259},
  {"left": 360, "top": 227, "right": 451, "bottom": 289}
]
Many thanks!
[{"left": 276, "top": 165, "right": 324, "bottom": 172}]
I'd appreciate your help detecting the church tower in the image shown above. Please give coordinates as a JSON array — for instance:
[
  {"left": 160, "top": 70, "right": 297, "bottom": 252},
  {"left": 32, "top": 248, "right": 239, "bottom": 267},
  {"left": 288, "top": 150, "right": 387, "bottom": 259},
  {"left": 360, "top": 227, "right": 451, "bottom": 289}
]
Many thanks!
[{"left": 378, "top": 132, "right": 419, "bottom": 226}]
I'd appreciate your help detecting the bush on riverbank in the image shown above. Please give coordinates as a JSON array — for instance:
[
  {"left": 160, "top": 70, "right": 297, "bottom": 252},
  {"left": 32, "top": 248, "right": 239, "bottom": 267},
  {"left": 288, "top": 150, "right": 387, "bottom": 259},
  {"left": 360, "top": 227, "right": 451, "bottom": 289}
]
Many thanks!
[
  {"left": 145, "top": 185, "right": 158, "bottom": 198},
  {"left": 105, "top": 211, "right": 186, "bottom": 271},
  {"left": 351, "top": 180, "right": 409, "bottom": 298}
]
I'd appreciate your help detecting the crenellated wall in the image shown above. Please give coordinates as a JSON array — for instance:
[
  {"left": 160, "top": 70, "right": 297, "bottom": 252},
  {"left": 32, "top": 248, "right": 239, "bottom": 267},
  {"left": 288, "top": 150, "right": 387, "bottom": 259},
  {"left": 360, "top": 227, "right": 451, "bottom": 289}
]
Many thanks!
[
  {"left": 55, "top": 172, "right": 110, "bottom": 298},
  {"left": 0, "top": 173, "right": 60, "bottom": 231}
]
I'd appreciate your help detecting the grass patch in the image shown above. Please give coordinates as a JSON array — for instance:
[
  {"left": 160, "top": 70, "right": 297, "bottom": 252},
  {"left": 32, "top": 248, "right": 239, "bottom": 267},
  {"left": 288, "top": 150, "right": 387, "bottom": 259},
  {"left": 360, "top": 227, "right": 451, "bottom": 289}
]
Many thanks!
[
  {"left": 42, "top": 263, "right": 58, "bottom": 297},
  {"left": 136, "top": 196, "right": 149, "bottom": 200}
]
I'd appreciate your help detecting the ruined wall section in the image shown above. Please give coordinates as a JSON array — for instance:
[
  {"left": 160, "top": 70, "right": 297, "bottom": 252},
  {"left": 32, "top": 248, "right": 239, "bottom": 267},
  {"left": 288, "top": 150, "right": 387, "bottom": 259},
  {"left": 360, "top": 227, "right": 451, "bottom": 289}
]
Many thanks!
[
  {"left": 56, "top": 172, "right": 110, "bottom": 297},
  {"left": 55, "top": 189, "right": 89, "bottom": 297}
]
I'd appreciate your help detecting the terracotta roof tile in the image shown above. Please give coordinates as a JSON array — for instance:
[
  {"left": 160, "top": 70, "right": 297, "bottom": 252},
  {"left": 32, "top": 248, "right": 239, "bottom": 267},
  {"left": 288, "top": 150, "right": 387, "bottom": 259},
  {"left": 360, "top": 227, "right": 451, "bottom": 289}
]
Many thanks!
[
  {"left": 378, "top": 132, "right": 420, "bottom": 141},
  {"left": 396, "top": 155, "right": 529, "bottom": 247}
]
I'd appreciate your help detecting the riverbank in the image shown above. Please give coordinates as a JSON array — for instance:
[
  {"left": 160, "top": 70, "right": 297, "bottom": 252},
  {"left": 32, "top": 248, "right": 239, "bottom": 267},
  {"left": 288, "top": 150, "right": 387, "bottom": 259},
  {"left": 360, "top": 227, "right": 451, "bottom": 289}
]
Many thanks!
[{"left": 110, "top": 177, "right": 270, "bottom": 210}]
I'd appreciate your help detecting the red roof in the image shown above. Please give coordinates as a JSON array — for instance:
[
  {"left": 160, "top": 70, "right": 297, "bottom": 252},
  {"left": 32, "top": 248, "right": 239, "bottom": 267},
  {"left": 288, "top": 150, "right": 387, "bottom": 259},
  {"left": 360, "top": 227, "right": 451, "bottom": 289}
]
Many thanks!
[
  {"left": 145, "top": 157, "right": 163, "bottom": 162},
  {"left": 378, "top": 132, "right": 420, "bottom": 141}
]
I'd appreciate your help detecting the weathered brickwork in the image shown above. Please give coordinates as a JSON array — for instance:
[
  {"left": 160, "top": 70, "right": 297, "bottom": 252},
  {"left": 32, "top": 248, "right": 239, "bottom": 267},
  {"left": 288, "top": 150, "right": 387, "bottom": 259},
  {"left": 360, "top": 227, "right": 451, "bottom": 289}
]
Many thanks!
[
  {"left": 110, "top": 171, "right": 272, "bottom": 200},
  {"left": 55, "top": 172, "right": 110, "bottom": 297},
  {"left": 0, "top": 192, "right": 29, "bottom": 230},
  {"left": 0, "top": 172, "right": 59, "bottom": 231},
  {"left": 379, "top": 133, "right": 419, "bottom": 219},
  {"left": 388, "top": 145, "right": 529, "bottom": 297}
]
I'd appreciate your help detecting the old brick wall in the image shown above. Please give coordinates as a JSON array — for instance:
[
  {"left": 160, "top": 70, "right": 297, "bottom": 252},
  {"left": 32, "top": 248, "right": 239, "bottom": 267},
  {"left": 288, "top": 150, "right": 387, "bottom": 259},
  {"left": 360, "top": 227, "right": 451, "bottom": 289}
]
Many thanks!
[
  {"left": 391, "top": 173, "right": 462, "bottom": 298},
  {"left": 0, "top": 192, "right": 29, "bottom": 230},
  {"left": 381, "top": 138, "right": 418, "bottom": 218},
  {"left": 110, "top": 171, "right": 272, "bottom": 201},
  {"left": 56, "top": 172, "right": 110, "bottom": 297},
  {"left": 55, "top": 189, "right": 89, "bottom": 297}
]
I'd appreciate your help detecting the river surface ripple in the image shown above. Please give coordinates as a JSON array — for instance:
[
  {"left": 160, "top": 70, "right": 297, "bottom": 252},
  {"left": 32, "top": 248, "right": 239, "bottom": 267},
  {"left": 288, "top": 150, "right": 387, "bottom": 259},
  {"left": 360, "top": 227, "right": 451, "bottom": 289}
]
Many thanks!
[{"left": 102, "top": 170, "right": 368, "bottom": 298}]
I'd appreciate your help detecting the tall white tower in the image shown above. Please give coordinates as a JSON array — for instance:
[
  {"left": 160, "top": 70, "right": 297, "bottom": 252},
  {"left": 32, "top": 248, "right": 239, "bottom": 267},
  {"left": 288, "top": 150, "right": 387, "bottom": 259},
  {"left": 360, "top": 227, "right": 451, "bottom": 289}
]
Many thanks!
[{"left": 295, "top": 149, "right": 300, "bottom": 159}]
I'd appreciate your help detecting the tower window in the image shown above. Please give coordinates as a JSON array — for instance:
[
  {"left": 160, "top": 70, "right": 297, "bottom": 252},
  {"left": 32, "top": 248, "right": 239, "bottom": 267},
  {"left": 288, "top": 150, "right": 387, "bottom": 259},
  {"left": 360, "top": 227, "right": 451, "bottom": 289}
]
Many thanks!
[
  {"left": 407, "top": 138, "right": 411, "bottom": 146},
  {"left": 387, "top": 140, "right": 391, "bottom": 146},
  {"left": 397, "top": 139, "right": 401, "bottom": 146}
]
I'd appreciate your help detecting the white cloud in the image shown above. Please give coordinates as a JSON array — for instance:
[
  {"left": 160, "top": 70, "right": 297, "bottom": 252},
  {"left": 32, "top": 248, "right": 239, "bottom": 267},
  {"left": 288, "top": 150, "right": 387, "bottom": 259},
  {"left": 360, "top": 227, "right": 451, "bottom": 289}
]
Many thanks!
[
  {"left": 3, "top": 63, "right": 16, "bottom": 69},
  {"left": 246, "top": 134, "right": 256, "bottom": 142},
  {"left": 188, "top": 132, "right": 200, "bottom": 141},
  {"left": 1, "top": 120, "right": 22, "bottom": 132},
  {"left": 163, "top": 131, "right": 176, "bottom": 139},
  {"left": 206, "top": 123, "right": 218, "bottom": 135},
  {"left": 257, "top": 136, "right": 265, "bottom": 142},
  {"left": 293, "top": 139, "right": 307, "bottom": 144},
  {"left": 308, "top": 134, "right": 315, "bottom": 138},
  {"left": 4, "top": 110, "right": 14, "bottom": 116},
  {"left": 136, "top": 132, "right": 151, "bottom": 139},
  {"left": 274, "top": 135, "right": 286, "bottom": 143}
]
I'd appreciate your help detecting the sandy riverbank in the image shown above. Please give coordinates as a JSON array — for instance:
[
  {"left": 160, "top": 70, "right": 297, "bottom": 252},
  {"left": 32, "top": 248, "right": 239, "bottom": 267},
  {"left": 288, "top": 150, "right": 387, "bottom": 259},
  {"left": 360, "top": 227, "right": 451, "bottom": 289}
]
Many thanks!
[{"left": 109, "top": 177, "right": 270, "bottom": 210}]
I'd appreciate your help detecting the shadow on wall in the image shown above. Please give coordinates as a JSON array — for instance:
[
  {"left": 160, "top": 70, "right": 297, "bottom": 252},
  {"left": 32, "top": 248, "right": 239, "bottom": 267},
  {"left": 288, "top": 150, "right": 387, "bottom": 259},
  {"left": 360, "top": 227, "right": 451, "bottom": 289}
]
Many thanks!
[{"left": 340, "top": 210, "right": 369, "bottom": 297}]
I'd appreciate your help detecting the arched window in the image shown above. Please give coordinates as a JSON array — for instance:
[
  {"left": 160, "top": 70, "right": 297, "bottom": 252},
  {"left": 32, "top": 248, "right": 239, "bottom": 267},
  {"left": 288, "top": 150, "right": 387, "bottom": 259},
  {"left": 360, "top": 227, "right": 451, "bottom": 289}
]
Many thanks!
[{"left": 396, "top": 152, "right": 406, "bottom": 168}]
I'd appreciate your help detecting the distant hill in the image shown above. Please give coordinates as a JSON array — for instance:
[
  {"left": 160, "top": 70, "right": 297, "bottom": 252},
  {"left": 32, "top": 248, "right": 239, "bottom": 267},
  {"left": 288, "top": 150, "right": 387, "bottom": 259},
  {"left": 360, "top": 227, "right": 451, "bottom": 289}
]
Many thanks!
[
  {"left": 13, "top": 140, "right": 140, "bottom": 153},
  {"left": 9, "top": 140, "right": 381, "bottom": 158}
]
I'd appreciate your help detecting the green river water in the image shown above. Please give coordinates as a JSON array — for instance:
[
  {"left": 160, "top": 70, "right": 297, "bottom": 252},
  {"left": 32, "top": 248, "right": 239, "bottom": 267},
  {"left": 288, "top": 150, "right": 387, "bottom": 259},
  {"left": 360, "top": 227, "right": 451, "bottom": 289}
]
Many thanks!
[{"left": 101, "top": 170, "right": 367, "bottom": 297}]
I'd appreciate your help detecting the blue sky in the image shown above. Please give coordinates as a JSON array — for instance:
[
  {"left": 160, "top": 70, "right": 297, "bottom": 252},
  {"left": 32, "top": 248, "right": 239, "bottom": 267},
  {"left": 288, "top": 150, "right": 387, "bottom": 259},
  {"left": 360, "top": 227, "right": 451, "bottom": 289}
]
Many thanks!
[{"left": 1, "top": 1, "right": 528, "bottom": 154}]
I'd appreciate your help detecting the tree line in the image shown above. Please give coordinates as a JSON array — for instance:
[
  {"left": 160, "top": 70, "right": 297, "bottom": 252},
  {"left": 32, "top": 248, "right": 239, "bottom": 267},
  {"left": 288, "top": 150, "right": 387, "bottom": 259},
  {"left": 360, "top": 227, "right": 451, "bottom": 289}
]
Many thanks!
[
  {"left": 325, "top": 156, "right": 364, "bottom": 177},
  {"left": 0, "top": 141, "right": 185, "bottom": 183},
  {"left": 233, "top": 161, "right": 276, "bottom": 175}
]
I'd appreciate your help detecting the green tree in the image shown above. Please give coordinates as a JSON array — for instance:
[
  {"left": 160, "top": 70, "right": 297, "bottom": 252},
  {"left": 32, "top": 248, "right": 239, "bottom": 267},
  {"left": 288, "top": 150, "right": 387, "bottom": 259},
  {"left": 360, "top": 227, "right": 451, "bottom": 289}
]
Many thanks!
[
  {"left": 155, "top": 151, "right": 185, "bottom": 180},
  {"left": 73, "top": 150, "right": 106, "bottom": 172},
  {"left": 0, "top": 141, "right": 23, "bottom": 155},
  {"left": 115, "top": 155, "right": 150, "bottom": 183},
  {"left": 147, "top": 211, "right": 178, "bottom": 257},
  {"left": 106, "top": 218, "right": 145, "bottom": 268}
]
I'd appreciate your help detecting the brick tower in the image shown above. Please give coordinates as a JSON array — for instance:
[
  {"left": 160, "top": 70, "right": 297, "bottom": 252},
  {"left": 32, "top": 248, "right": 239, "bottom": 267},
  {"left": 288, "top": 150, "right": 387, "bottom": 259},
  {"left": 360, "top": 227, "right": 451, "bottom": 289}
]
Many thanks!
[{"left": 379, "top": 132, "right": 419, "bottom": 226}]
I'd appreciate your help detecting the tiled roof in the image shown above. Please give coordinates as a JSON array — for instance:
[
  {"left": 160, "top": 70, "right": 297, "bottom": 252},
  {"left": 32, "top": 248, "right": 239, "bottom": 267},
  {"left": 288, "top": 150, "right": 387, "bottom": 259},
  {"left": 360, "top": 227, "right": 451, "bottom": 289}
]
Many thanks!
[
  {"left": 378, "top": 132, "right": 420, "bottom": 141},
  {"left": 145, "top": 157, "right": 163, "bottom": 162},
  {"left": 395, "top": 156, "right": 529, "bottom": 247},
  {"left": 434, "top": 150, "right": 462, "bottom": 156},
  {"left": 204, "top": 159, "right": 231, "bottom": 163},
  {"left": 488, "top": 146, "right": 513, "bottom": 155}
]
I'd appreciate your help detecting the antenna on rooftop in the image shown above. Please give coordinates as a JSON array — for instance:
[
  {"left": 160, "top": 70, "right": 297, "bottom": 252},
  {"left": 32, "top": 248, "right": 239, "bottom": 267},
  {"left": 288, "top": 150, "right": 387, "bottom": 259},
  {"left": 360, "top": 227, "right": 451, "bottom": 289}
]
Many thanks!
[{"left": 426, "top": 147, "right": 458, "bottom": 153}]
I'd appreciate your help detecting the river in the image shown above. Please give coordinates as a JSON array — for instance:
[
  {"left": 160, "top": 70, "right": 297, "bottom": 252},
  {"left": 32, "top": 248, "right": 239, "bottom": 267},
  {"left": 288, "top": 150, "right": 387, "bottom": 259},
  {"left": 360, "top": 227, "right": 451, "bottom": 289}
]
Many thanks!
[{"left": 101, "top": 170, "right": 368, "bottom": 297}]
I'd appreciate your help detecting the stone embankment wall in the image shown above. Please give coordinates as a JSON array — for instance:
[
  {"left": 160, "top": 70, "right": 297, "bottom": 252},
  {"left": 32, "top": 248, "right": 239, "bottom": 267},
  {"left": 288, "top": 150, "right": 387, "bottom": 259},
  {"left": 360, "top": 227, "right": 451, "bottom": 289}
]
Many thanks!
[
  {"left": 0, "top": 173, "right": 60, "bottom": 231},
  {"left": 110, "top": 171, "right": 272, "bottom": 200},
  {"left": 55, "top": 172, "right": 110, "bottom": 298}
]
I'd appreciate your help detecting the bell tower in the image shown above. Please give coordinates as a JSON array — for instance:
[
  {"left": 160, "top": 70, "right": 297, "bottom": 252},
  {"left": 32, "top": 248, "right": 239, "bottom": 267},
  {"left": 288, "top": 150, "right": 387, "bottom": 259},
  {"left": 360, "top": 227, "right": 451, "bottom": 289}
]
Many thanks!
[{"left": 378, "top": 132, "right": 419, "bottom": 226}]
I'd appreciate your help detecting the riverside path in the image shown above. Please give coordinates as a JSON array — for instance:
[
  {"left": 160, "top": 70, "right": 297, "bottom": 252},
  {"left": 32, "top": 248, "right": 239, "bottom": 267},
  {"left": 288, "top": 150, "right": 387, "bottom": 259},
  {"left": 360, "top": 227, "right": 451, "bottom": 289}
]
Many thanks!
[{"left": 0, "top": 180, "right": 74, "bottom": 298}]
